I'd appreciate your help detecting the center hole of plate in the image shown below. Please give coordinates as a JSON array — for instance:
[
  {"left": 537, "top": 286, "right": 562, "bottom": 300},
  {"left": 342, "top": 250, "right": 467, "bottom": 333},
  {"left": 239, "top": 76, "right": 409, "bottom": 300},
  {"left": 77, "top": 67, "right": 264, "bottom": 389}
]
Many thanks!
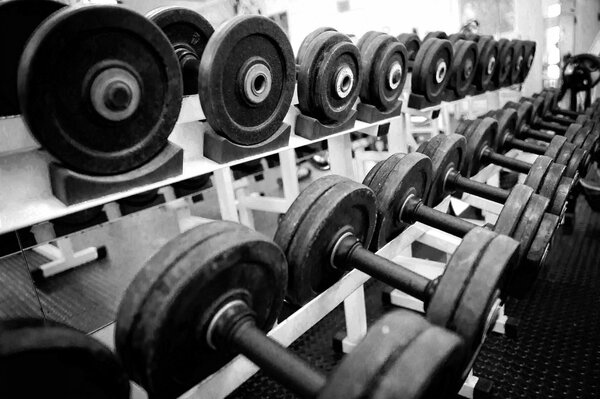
[
  {"left": 487, "top": 56, "right": 496, "bottom": 75},
  {"left": 244, "top": 63, "right": 272, "bottom": 104},
  {"left": 90, "top": 67, "right": 141, "bottom": 122},
  {"left": 334, "top": 65, "right": 354, "bottom": 99},
  {"left": 436, "top": 61, "right": 447, "bottom": 84},
  {"left": 388, "top": 61, "right": 403, "bottom": 90},
  {"left": 464, "top": 58, "right": 474, "bottom": 79}
]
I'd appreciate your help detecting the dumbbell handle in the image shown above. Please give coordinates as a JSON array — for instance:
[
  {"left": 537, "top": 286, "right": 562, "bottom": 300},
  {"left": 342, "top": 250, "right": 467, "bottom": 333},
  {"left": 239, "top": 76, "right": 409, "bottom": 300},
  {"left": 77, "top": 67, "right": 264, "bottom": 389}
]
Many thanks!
[
  {"left": 482, "top": 148, "right": 532, "bottom": 174},
  {"left": 446, "top": 169, "right": 509, "bottom": 203},
  {"left": 212, "top": 301, "right": 326, "bottom": 398},
  {"left": 544, "top": 112, "right": 575, "bottom": 126},
  {"left": 403, "top": 195, "right": 474, "bottom": 237},
  {"left": 554, "top": 107, "right": 580, "bottom": 119},
  {"left": 522, "top": 125, "right": 555, "bottom": 142},
  {"left": 505, "top": 136, "right": 546, "bottom": 155},
  {"left": 335, "top": 234, "right": 433, "bottom": 303},
  {"left": 532, "top": 117, "right": 568, "bottom": 134}
]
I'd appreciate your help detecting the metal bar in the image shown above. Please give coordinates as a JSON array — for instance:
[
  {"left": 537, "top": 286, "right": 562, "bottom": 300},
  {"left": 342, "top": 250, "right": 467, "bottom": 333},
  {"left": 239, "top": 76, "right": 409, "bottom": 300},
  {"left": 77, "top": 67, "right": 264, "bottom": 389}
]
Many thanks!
[
  {"left": 448, "top": 171, "right": 509, "bottom": 203},
  {"left": 483, "top": 149, "right": 532, "bottom": 174}
]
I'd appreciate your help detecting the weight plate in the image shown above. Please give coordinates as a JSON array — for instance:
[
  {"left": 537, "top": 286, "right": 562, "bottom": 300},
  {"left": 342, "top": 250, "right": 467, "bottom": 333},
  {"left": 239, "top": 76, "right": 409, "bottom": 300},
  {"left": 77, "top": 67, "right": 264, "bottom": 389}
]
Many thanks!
[
  {"left": 320, "top": 310, "right": 464, "bottom": 399},
  {"left": 582, "top": 130, "right": 599, "bottom": 155},
  {"left": 284, "top": 178, "right": 376, "bottom": 305},
  {"left": 493, "top": 38, "right": 513, "bottom": 88},
  {"left": 364, "top": 153, "right": 432, "bottom": 249},
  {"left": 575, "top": 114, "right": 589, "bottom": 125},
  {"left": 147, "top": 7, "right": 213, "bottom": 96},
  {"left": 0, "top": 318, "right": 130, "bottom": 399},
  {"left": 360, "top": 33, "right": 407, "bottom": 111},
  {"left": 427, "top": 228, "right": 498, "bottom": 368},
  {"left": 0, "top": 0, "right": 66, "bottom": 117},
  {"left": 539, "top": 90, "right": 554, "bottom": 115},
  {"left": 417, "top": 134, "right": 467, "bottom": 206},
  {"left": 493, "top": 108, "right": 518, "bottom": 150},
  {"left": 507, "top": 193, "right": 549, "bottom": 297},
  {"left": 523, "top": 96, "right": 544, "bottom": 120},
  {"left": 115, "top": 221, "right": 286, "bottom": 398},
  {"left": 396, "top": 33, "right": 421, "bottom": 70},
  {"left": 564, "top": 123, "right": 582, "bottom": 143},
  {"left": 448, "top": 33, "right": 467, "bottom": 44},
  {"left": 357, "top": 31, "right": 386, "bottom": 53},
  {"left": 523, "top": 156, "right": 553, "bottom": 193},
  {"left": 493, "top": 184, "right": 534, "bottom": 237},
  {"left": 524, "top": 213, "right": 560, "bottom": 282},
  {"left": 449, "top": 39, "right": 478, "bottom": 98},
  {"left": 298, "top": 31, "right": 361, "bottom": 123},
  {"left": 423, "top": 31, "right": 448, "bottom": 43},
  {"left": 462, "top": 117, "right": 497, "bottom": 177},
  {"left": 473, "top": 36, "right": 498, "bottom": 91},
  {"left": 572, "top": 124, "right": 591, "bottom": 147},
  {"left": 509, "top": 40, "right": 525, "bottom": 84},
  {"left": 504, "top": 100, "right": 534, "bottom": 130},
  {"left": 548, "top": 177, "right": 572, "bottom": 216},
  {"left": 198, "top": 15, "right": 295, "bottom": 146},
  {"left": 412, "top": 38, "right": 453, "bottom": 103},
  {"left": 544, "top": 136, "right": 567, "bottom": 160},
  {"left": 296, "top": 27, "right": 335, "bottom": 65},
  {"left": 19, "top": 5, "right": 182, "bottom": 175},
  {"left": 539, "top": 162, "right": 566, "bottom": 202},
  {"left": 555, "top": 141, "right": 576, "bottom": 166},
  {"left": 454, "top": 118, "right": 473, "bottom": 136},
  {"left": 520, "top": 40, "right": 536, "bottom": 82},
  {"left": 566, "top": 147, "right": 588, "bottom": 178}
]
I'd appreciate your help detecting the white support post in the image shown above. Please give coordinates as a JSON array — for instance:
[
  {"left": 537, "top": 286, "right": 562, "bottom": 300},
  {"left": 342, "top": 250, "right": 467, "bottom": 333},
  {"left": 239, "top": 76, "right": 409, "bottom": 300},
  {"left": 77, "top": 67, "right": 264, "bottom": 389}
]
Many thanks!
[
  {"left": 386, "top": 117, "right": 408, "bottom": 153},
  {"left": 213, "top": 167, "right": 239, "bottom": 222},
  {"left": 278, "top": 148, "right": 300, "bottom": 200},
  {"left": 458, "top": 370, "right": 480, "bottom": 399},
  {"left": 32, "top": 236, "right": 102, "bottom": 280},
  {"left": 235, "top": 182, "right": 256, "bottom": 229},
  {"left": 102, "top": 202, "right": 122, "bottom": 221}
]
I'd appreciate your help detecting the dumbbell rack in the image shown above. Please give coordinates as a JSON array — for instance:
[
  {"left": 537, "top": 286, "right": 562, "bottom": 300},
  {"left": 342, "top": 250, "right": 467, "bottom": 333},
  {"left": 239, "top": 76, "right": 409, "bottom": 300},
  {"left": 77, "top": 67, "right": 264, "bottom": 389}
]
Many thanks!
[{"left": 2, "top": 85, "right": 522, "bottom": 398}]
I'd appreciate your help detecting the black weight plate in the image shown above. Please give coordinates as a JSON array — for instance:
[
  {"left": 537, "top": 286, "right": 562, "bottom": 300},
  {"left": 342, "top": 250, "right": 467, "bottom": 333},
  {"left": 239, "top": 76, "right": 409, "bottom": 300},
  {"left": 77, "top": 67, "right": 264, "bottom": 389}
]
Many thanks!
[
  {"left": 417, "top": 134, "right": 467, "bottom": 206},
  {"left": 365, "top": 153, "right": 432, "bottom": 250},
  {"left": 567, "top": 147, "right": 588, "bottom": 177},
  {"left": 462, "top": 117, "right": 497, "bottom": 177},
  {"left": 298, "top": 31, "right": 360, "bottom": 123},
  {"left": 564, "top": 123, "right": 582, "bottom": 143},
  {"left": 539, "top": 90, "right": 554, "bottom": 115},
  {"left": 396, "top": 33, "right": 421, "bottom": 69},
  {"left": 555, "top": 141, "right": 576, "bottom": 166},
  {"left": 285, "top": 178, "right": 376, "bottom": 305},
  {"left": 539, "top": 162, "right": 566, "bottom": 203},
  {"left": 18, "top": 5, "right": 182, "bottom": 176},
  {"left": 199, "top": 15, "right": 295, "bottom": 146},
  {"left": 494, "top": 38, "right": 513, "bottom": 88},
  {"left": 450, "top": 39, "right": 478, "bottom": 97},
  {"left": 296, "top": 27, "right": 336, "bottom": 65},
  {"left": 526, "top": 213, "right": 559, "bottom": 272},
  {"left": 582, "top": 130, "right": 599, "bottom": 155},
  {"left": 520, "top": 40, "right": 536, "bottom": 81},
  {"left": 0, "top": 318, "right": 130, "bottom": 399},
  {"left": 412, "top": 38, "right": 453, "bottom": 103},
  {"left": 523, "top": 155, "right": 553, "bottom": 193},
  {"left": 454, "top": 118, "right": 474, "bottom": 136},
  {"left": 360, "top": 34, "right": 407, "bottom": 111},
  {"left": 493, "top": 108, "right": 518, "bottom": 150},
  {"left": 548, "top": 177, "right": 572, "bottom": 216},
  {"left": 509, "top": 40, "right": 525, "bottom": 84},
  {"left": 0, "top": 0, "right": 66, "bottom": 117},
  {"left": 115, "top": 221, "right": 286, "bottom": 398},
  {"left": 427, "top": 228, "right": 497, "bottom": 364},
  {"left": 572, "top": 124, "right": 591, "bottom": 147},
  {"left": 423, "top": 31, "right": 448, "bottom": 43},
  {"left": 473, "top": 37, "right": 498, "bottom": 90},
  {"left": 319, "top": 310, "right": 464, "bottom": 399},
  {"left": 504, "top": 100, "right": 533, "bottom": 131},
  {"left": 493, "top": 184, "right": 534, "bottom": 237},
  {"left": 147, "top": 7, "right": 214, "bottom": 96},
  {"left": 575, "top": 114, "right": 589, "bottom": 125},
  {"left": 544, "top": 136, "right": 567, "bottom": 160},
  {"left": 448, "top": 33, "right": 467, "bottom": 44},
  {"left": 524, "top": 96, "right": 544, "bottom": 120}
]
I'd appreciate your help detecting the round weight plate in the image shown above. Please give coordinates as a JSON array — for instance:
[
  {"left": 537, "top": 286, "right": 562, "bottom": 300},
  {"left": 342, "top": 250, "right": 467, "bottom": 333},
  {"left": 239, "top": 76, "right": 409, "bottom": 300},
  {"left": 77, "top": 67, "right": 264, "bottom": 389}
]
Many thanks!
[
  {"left": 357, "top": 31, "right": 386, "bottom": 52},
  {"left": 298, "top": 31, "right": 361, "bottom": 123},
  {"left": 285, "top": 178, "right": 376, "bottom": 304},
  {"left": 520, "top": 40, "right": 536, "bottom": 81},
  {"left": 147, "top": 7, "right": 213, "bottom": 95},
  {"left": 493, "top": 108, "right": 518, "bottom": 150},
  {"left": 412, "top": 38, "right": 453, "bottom": 103},
  {"left": 539, "top": 90, "right": 554, "bottom": 115},
  {"left": 427, "top": 228, "right": 504, "bottom": 370},
  {"left": 575, "top": 114, "right": 589, "bottom": 125},
  {"left": 115, "top": 221, "right": 286, "bottom": 398},
  {"left": 564, "top": 123, "right": 582, "bottom": 143},
  {"left": 417, "top": 134, "right": 467, "bottom": 206},
  {"left": 509, "top": 40, "right": 525, "bottom": 84},
  {"left": 364, "top": 153, "right": 432, "bottom": 250},
  {"left": 19, "top": 5, "right": 183, "bottom": 175},
  {"left": 455, "top": 118, "right": 474, "bottom": 136},
  {"left": 319, "top": 310, "right": 464, "bottom": 399},
  {"left": 296, "top": 27, "right": 335, "bottom": 65},
  {"left": 396, "top": 33, "right": 421, "bottom": 69},
  {"left": 544, "top": 136, "right": 567, "bottom": 160},
  {"left": 423, "top": 31, "right": 448, "bottom": 43},
  {"left": 539, "top": 162, "right": 566, "bottom": 201},
  {"left": 463, "top": 117, "right": 497, "bottom": 177},
  {"left": 360, "top": 34, "right": 407, "bottom": 111},
  {"left": 523, "top": 156, "right": 553, "bottom": 193},
  {"left": 524, "top": 214, "right": 560, "bottom": 283},
  {"left": 473, "top": 37, "right": 498, "bottom": 91},
  {"left": 0, "top": 0, "right": 66, "bottom": 117},
  {"left": 548, "top": 177, "right": 572, "bottom": 216},
  {"left": 507, "top": 194, "right": 549, "bottom": 297},
  {"left": 505, "top": 100, "right": 534, "bottom": 130},
  {"left": 199, "top": 15, "right": 295, "bottom": 146},
  {"left": 572, "top": 124, "right": 591, "bottom": 147},
  {"left": 567, "top": 147, "right": 588, "bottom": 178},
  {"left": 494, "top": 38, "right": 513, "bottom": 88},
  {"left": 525, "top": 96, "right": 544, "bottom": 119},
  {"left": 555, "top": 141, "right": 576, "bottom": 166},
  {"left": 448, "top": 33, "right": 467, "bottom": 43},
  {"left": 0, "top": 318, "right": 130, "bottom": 399},
  {"left": 450, "top": 39, "right": 478, "bottom": 98},
  {"left": 582, "top": 130, "right": 599, "bottom": 155},
  {"left": 493, "top": 184, "right": 535, "bottom": 237}
]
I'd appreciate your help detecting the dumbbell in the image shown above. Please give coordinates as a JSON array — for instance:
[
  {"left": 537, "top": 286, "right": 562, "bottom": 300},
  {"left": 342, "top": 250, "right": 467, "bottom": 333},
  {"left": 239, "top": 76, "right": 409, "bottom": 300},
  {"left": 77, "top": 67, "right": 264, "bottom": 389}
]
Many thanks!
[
  {"left": 147, "top": 7, "right": 214, "bottom": 95},
  {"left": 0, "top": 318, "right": 130, "bottom": 399},
  {"left": 396, "top": 33, "right": 421, "bottom": 72},
  {"left": 418, "top": 133, "right": 567, "bottom": 216},
  {"left": 534, "top": 88, "right": 600, "bottom": 121},
  {"left": 115, "top": 221, "right": 465, "bottom": 399},
  {"left": 456, "top": 116, "right": 573, "bottom": 217},
  {"left": 452, "top": 33, "right": 499, "bottom": 92},
  {"left": 465, "top": 114, "right": 590, "bottom": 179},
  {"left": 500, "top": 101, "right": 599, "bottom": 157},
  {"left": 530, "top": 89, "right": 600, "bottom": 126},
  {"left": 363, "top": 152, "right": 558, "bottom": 298},
  {"left": 276, "top": 175, "right": 517, "bottom": 374},
  {"left": 509, "top": 95, "right": 590, "bottom": 135}
]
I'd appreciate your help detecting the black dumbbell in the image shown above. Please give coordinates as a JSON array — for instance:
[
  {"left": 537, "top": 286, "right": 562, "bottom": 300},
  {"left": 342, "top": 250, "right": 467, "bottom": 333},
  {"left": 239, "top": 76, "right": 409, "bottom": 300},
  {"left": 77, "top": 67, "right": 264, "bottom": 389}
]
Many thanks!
[
  {"left": 511, "top": 94, "right": 590, "bottom": 134},
  {"left": 0, "top": 318, "right": 130, "bottom": 399},
  {"left": 461, "top": 34, "right": 499, "bottom": 92},
  {"left": 275, "top": 175, "right": 517, "bottom": 374},
  {"left": 418, "top": 133, "right": 568, "bottom": 217},
  {"left": 456, "top": 116, "right": 573, "bottom": 217},
  {"left": 529, "top": 89, "right": 600, "bottom": 126},
  {"left": 396, "top": 32, "right": 421, "bottom": 72},
  {"left": 363, "top": 152, "right": 558, "bottom": 298},
  {"left": 116, "top": 221, "right": 465, "bottom": 399},
  {"left": 534, "top": 88, "right": 600, "bottom": 121}
]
